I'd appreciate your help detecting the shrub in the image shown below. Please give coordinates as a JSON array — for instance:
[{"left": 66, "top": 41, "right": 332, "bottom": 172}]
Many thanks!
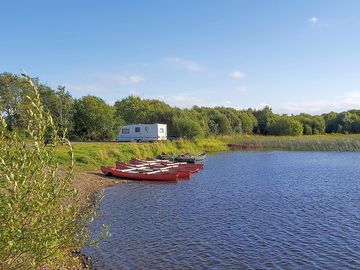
[
  {"left": 0, "top": 75, "right": 104, "bottom": 269},
  {"left": 268, "top": 117, "right": 303, "bottom": 136},
  {"left": 172, "top": 117, "right": 204, "bottom": 138}
]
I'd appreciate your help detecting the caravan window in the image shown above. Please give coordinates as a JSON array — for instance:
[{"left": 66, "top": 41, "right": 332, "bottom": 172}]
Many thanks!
[
  {"left": 159, "top": 128, "right": 164, "bottom": 133},
  {"left": 122, "top": 128, "right": 130, "bottom": 134},
  {"left": 135, "top": 127, "right": 141, "bottom": 133}
]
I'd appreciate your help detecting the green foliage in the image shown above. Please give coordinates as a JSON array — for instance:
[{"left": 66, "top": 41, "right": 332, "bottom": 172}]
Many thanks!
[
  {"left": 172, "top": 116, "right": 204, "bottom": 138},
  {"left": 3, "top": 72, "right": 360, "bottom": 140},
  {"left": 208, "top": 110, "right": 233, "bottom": 135},
  {"left": 0, "top": 75, "right": 104, "bottom": 269},
  {"left": 268, "top": 117, "right": 303, "bottom": 136},
  {"left": 114, "top": 95, "right": 151, "bottom": 124},
  {"left": 296, "top": 113, "right": 325, "bottom": 135},
  {"left": 73, "top": 96, "right": 117, "bottom": 140},
  {"left": 0, "top": 72, "right": 29, "bottom": 130},
  {"left": 253, "top": 106, "right": 275, "bottom": 134},
  {"left": 237, "top": 111, "right": 257, "bottom": 134},
  {"left": 40, "top": 86, "right": 75, "bottom": 136}
]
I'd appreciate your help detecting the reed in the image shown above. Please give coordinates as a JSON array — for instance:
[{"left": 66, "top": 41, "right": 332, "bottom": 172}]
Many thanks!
[{"left": 225, "top": 134, "right": 360, "bottom": 151}]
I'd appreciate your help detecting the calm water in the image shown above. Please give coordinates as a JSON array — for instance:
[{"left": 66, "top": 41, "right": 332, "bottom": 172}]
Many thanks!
[{"left": 85, "top": 151, "right": 360, "bottom": 269}]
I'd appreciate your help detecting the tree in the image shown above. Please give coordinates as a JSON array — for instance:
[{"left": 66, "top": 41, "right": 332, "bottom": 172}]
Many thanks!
[
  {"left": 172, "top": 116, "right": 203, "bottom": 138},
  {"left": 238, "top": 110, "right": 258, "bottom": 134},
  {"left": 208, "top": 110, "right": 232, "bottom": 135},
  {"left": 296, "top": 113, "right": 325, "bottom": 135},
  {"left": 38, "top": 85, "right": 75, "bottom": 136},
  {"left": 73, "top": 96, "right": 117, "bottom": 140},
  {"left": 253, "top": 106, "right": 275, "bottom": 134},
  {"left": 114, "top": 96, "right": 150, "bottom": 124},
  {"left": 216, "top": 107, "right": 242, "bottom": 133},
  {"left": 0, "top": 72, "right": 25, "bottom": 129},
  {"left": 268, "top": 117, "right": 303, "bottom": 136}
]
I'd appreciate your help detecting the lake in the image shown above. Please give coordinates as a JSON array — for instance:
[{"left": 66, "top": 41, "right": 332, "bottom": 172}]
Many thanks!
[{"left": 85, "top": 151, "right": 360, "bottom": 269}]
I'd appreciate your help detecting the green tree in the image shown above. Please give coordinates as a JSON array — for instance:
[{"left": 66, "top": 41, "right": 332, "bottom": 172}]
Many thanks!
[
  {"left": 238, "top": 110, "right": 258, "bottom": 134},
  {"left": 216, "top": 107, "right": 242, "bottom": 133},
  {"left": 114, "top": 95, "right": 150, "bottom": 124},
  {"left": 268, "top": 117, "right": 303, "bottom": 136},
  {"left": 208, "top": 110, "right": 233, "bottom": 135},
  {"left": 253, "top": 106, "right": 275, "bottom": 134},
  {"left": 296, "top": 113, "right": 325, "bottom": 135},
  {"left": 0, "top": 72, "right": 25, "bottom": 129},
  {"left": 73, "top": 96, "right": 117, "bottom": 140},
  {"left": 39, "top": 85, "right": 75, "bottom": 136},
  {"left": 172, "top": 116, "right": 203, "bottom": 138}
]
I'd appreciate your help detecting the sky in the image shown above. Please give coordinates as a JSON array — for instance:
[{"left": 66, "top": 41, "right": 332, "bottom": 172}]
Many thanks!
[{"left": 1, "top": 0, "right": 360, "bottom": 114}]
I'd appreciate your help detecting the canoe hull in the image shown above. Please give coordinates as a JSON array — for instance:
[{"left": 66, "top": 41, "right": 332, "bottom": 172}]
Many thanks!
[{"left": 101, "top": 166, "right": 178, "bottom": 181}]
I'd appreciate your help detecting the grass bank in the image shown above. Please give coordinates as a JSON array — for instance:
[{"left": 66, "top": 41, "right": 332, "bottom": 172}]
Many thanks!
[
  {"left": 56, "top": 134, "right": 360, "bottom": 171},
  {"left": 56, "top": 137, "right": 228, "bottom": 171}
]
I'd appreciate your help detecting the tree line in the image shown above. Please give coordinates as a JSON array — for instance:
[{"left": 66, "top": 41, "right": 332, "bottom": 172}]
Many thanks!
[{"left": 1, "top": 72, "right": 360, "bottom": 140}]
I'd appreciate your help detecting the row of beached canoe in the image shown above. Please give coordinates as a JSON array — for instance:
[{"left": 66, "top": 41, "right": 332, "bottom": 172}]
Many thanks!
[
  {"left": 157, "top": 152, "right": 207, "bottom": 163},
  {"left": 101, "top": 157, "right": 204, "bottom": 182}
]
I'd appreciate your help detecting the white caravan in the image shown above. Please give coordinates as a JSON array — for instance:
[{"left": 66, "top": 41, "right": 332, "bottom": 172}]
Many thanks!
[{"left": 117, "top": 123, "right": 167, "bottom": 142}]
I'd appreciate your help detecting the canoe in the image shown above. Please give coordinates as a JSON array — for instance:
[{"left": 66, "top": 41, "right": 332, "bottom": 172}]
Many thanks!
[
  {"left": 128, "top": 159, "right": 204, "bottom": 170},
  {"left": 101, "top": 166, "right": 179, "bottom": 181},
  {"left": 156, "top": 152, "right": 175, "bottom": 161},
  {"left": 174, "top": 153, "right": 206, "bottom": 163},
  {"left": 115, "top": 162, "right": 191, "bottom": 179},
  {"left": 115, "top": 161, "right": 194, "bottom": 179},
  {"left": 157, "top": 153, "right": 207, "bottom": 163},
  {"left": 194, "top": 153, "right": 207, "bottom": 161}
]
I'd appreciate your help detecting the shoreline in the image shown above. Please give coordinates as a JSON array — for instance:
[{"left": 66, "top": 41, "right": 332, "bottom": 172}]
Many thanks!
[
  {"left": 56, "top": 135, "right": 360, "bottom": 172},
  {"left": 72, "top": 172, "right": 124, "bottom": 270}
]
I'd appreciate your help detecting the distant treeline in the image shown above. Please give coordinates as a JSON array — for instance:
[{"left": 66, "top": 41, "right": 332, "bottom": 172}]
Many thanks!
[{"left": 1, "top": 72, "right": 360, "bottom": 140}]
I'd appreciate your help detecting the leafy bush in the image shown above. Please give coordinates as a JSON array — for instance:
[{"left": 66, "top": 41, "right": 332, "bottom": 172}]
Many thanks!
[
  {"left": 268, "top": 117, "right": 303, "bottom": 136},
  {"left": 73, "top": 95, "right": 117, "bottom": 140},
  {"left": 0, "top": 75, "right": 103, "bottom": 269},
  {"left": 172, "top": 117, "right": 204, "bottom": 138}
]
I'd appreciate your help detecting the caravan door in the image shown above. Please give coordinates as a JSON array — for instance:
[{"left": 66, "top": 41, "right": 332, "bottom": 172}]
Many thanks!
[{"left": 134, "top": 126, "right": 142, "bottom": 141}]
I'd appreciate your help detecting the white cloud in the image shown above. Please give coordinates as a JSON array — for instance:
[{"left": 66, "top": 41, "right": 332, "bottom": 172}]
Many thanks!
[
  {"left": 279, "top": 91, "right": 360, "bottom": 114},
  {"left": 236, "top": 86, "right": 249, "bottom": 93},
  {"left": 158, "top": 93, "right": 206, "bottom": 107},
  {"left": 64, "top": 73, "right": 145, "bottom": 95},
  {"left": 309, "top": 17, "right": 319, "bottom": 24},
  {"left": 128, "top": 75, "right": 145, "bottom": 84},
  {"left": 100, "top": 73, "right": 144, "bottom": 86},
  {"left": 167, "top": 57, "right": 202, "bottom": 72},
  {"left": 157, "top": 92, "right": 242, "bottom": 108},
  {"left": 230, "top": 70, "right": 246, "bottom": 79}
]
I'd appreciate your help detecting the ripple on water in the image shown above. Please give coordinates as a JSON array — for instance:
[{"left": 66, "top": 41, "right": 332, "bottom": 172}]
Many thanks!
[{"left": 84, "top": 151, "right": 360, "bottom": 270}]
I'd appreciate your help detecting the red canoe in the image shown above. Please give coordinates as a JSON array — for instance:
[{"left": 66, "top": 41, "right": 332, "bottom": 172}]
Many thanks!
[
  {"left": 101, "top": 166, "right": 179, "bottom": 181},
  {"left": 129, "top": 158, "right": 204, "bottom": 170},
  {"left": 117, "top": 160, "right": 199, "bottom": 173},
  {"left": 115, "top": 162, "right": 191, "bottom": 179}
]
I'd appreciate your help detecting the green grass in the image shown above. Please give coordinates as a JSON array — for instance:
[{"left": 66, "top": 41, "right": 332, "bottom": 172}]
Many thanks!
[
  {"left": 55, "top": 138, "right": 228, "bottom": 171},
  {"left": 56, "top": 134, "right": 360, "bottom": 171}
]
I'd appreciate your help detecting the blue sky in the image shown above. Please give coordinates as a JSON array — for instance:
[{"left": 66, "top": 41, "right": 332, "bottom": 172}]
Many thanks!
[{"left": 1, "top": 0, "right": 360, "bottom": 114}]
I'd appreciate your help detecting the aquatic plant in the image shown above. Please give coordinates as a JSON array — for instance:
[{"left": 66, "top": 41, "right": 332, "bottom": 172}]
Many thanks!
[{"left": 227, "top": 134, "right": 360, "bottom": 151}]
